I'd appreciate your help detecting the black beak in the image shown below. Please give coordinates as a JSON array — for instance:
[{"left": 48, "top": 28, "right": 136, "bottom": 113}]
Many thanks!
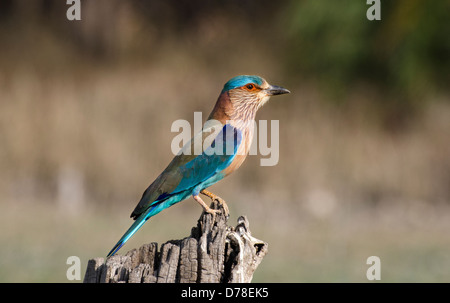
[{"left": 266, "top": 85, "right": 290, "bottom": 96}]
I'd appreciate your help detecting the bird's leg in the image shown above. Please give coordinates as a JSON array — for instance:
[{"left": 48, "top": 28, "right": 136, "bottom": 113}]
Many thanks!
[
  {"left": 193, "top": 194, "right": 221, "bottom": 221},
  {"left": 200, "top": 189, "right": 229, "bottom": 217}
]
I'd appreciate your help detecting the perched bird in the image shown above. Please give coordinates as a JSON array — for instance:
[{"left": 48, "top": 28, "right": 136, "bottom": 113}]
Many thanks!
[{"left": 107, "top": 75, "right": 290, "bottom": 257}]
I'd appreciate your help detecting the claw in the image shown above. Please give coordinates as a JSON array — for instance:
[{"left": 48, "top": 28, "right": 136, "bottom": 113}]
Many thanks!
[
  {"left": 214, "top": 196, "right": 229, "bottom": 218},
  {"left": 193, "top": 194, "right": 221, "bottom": 222},
  {"left": 204, "top": 206, "right": 221, "bottom": 222},
  {"left": 200, "top": 189, "right": 230, "bottom": 217}
]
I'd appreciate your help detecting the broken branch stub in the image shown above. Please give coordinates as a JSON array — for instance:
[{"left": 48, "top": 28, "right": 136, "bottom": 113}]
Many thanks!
[{"left": 83, "top": 201, "right": 268, "bottom": 283}]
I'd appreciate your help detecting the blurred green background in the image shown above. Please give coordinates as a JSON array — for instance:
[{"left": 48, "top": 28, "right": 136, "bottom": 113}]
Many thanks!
[{"left": 0, "top": 0, "right": 449, "bottom": 282}]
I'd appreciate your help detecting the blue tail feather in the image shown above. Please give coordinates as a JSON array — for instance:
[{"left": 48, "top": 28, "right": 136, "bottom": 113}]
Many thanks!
[
  {"left": 106, "top": 202, "right": 168, "bottom": 258},
  {"left": 106, "top": 211, "right": 151, "bottom": 258},
  {"left": 106, "top": 194, "right": 189, "bottom": 258}
]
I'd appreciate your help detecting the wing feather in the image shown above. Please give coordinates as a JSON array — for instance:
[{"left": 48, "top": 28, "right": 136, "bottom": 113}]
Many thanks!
[{"left": 130, "top": 123, "right": 242, "bottom": 218}]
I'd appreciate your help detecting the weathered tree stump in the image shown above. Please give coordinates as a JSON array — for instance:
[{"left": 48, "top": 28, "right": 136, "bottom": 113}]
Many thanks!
[{"left": 83, "top": 201, "right": 268, "bottom": 283}]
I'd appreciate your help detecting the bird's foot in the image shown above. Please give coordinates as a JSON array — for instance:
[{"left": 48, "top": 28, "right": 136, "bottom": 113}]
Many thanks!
[
  {"left": 203, "top": 205, "right": 221, "bottom": 222},
  {"left": 193, "top": 194, "right": 221, "bottom": 222},
  {"left": 200, "top": 189, "right": 230, "bottom": 217}
]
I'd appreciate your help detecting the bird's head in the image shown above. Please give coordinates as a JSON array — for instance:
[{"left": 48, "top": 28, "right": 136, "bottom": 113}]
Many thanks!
[
  {"left": 222, "top": 75, "right": 290, "bottom": 116},
  {"left": 208, "top": 75, "right": 290, "bottom": 125}
]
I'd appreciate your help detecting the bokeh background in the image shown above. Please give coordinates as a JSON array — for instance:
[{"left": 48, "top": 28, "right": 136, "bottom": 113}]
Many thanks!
[{"left": 1, "top": 0, "right": 449, "bottom": 282}]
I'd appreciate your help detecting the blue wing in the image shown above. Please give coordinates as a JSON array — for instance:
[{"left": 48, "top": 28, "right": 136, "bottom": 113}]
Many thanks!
[
  {"left": 107, "top": 123, "right": 242, "bottom": 257},
  {"left": 171, "top": 123, "right": 242, "bottom": 195}
]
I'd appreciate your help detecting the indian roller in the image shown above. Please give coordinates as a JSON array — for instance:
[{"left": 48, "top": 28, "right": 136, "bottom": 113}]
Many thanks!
[{"left": 107, "top": 75, "right": 290, "bottom": 257}]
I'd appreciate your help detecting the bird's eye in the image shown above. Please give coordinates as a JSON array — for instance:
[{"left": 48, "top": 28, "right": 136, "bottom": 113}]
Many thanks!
[{"left": 246, "top": 84, "right": 255, "bottom": 90}]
